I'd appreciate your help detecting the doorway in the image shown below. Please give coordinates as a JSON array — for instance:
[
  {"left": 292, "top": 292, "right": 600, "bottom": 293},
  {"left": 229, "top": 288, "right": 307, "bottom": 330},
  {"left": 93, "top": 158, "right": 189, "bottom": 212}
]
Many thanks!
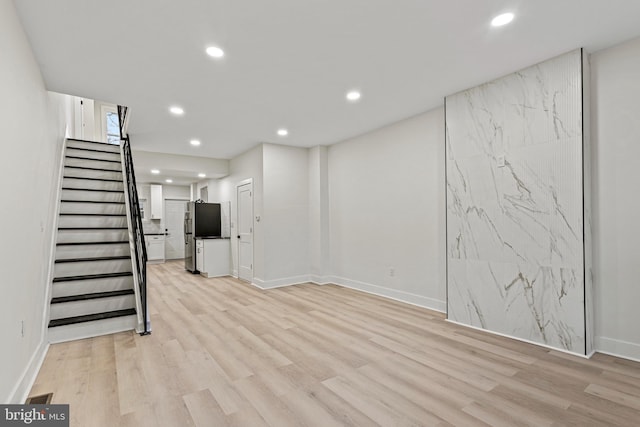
[
  {"left": 200, "top": 186, "right": 208, "bottom": 202},
  {"left": 164, "top": 199, "right": 187, "bottom": 259},
  {"left": 236, "top": 181, "right": 253, "bottom": 282},
  {"left": 73, "top": 98, "right": 95, "bottom": 140}
]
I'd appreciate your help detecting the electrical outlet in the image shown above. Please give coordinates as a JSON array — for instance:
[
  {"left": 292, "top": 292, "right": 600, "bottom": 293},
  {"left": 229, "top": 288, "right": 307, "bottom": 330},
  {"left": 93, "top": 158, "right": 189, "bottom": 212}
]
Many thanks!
[
  {"left": 21, "top": 320, "right": 24, "bottom": 338},
  {"left": 389, "top": 267, "right": 395, "bottom": 277},
  {"left": 497, "top": 154, "right": 506, "bottom": 168}
]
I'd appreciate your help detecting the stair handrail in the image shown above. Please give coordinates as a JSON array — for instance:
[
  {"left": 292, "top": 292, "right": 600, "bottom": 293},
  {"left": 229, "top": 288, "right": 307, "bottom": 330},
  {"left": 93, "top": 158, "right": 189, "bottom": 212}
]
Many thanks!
[
  {"left": 117, "top": 105, "right": 130, "bottom": 139},
  {"left": 119, "top": 106, "right": 150, "bottom": 335}
]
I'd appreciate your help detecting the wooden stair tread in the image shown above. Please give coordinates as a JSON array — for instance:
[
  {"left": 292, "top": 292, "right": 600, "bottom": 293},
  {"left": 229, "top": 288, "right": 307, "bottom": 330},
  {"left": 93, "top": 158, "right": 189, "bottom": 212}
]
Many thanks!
[
  {"left": 67, "top": 138, "right": 121, "bottom": 147},
  {"left": 58, "top": 227, "right": 128, "bottom": 230},
  {"left": 65, "top": 155, "right": 121, "bottom": 163},
  {"left": 48, "top": 308, "right": 136, "bottom": 328},
  {"left": 61, "top": 187, "right": 124, "bottom": 193},
  {"left": 63, "top": 176, "right": 123, "bottom": 183},
  {"left": 56, "top": 241, "right": 129, "bottom": 246},
  {"left": 64, "top": 165, "right": 122, "bottom": 173},
  {"left": 60, "top": 200, "right": 125, "bottom": 204},
  {"left": 55, "top": 255, "right": 130, "bottom": 263},
  {"left": 53, "top": 271, "right": 133, "bottom": 283},
  {"left": 51, "top": 289, "right": 134, "bottom": 304},
  {"left": 66, "top": 145, "right": 121, "bottom": 155},
  {"left": 59, "top": 213, "right": 126, "bottom": 216}
]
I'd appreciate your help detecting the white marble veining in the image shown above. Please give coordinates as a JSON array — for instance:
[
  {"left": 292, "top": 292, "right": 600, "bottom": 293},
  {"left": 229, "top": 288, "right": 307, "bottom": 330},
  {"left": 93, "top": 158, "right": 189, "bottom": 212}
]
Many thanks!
[{"left": 446, "top": 49, "right": 590, "bottom": 354}]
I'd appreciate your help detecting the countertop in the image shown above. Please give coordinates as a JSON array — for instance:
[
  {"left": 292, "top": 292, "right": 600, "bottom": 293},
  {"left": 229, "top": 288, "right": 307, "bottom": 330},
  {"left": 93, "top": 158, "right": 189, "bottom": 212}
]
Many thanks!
[
  {"left": 196, "top": 236, "right": 231, "bottom": 240},
  {"left": 145, "top": 233, "right": 166, "bottom": 236}
]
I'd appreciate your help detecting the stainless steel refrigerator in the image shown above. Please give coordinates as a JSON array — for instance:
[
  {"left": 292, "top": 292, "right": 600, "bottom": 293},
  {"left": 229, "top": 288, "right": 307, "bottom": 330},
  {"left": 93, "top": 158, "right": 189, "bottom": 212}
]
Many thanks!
[{"left": 184, "top": 202, "right": 221, "bottom": 272}]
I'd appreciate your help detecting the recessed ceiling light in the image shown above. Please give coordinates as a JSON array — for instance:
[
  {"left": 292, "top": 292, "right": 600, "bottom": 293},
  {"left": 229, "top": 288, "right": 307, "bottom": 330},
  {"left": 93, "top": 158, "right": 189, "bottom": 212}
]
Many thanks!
[
  {"left": 190, "top": 139, "right": 201, "bottom": 146},
  {"left": 491, "top": 12, "right": 514, "bottom": 27},
  {"left": 206, "top": 46, "right": 225, "bottom": 58},
  {"left": 198, "top": 173, "right": 206, "bottom": 178},
  {"left": 165, "top": 179, "right": 173, "bottom": 183},
  {"left": 169, "top": 106, "right": 184, "bottom": 115},
  {"left": 277, "top": 128, "right": 288, "bottom": 137},
  {"left": 151, "top": 169, "right": 160, "bottom": 174},
  {"left": 346, "top": 90, "right": 361, "bottom": 102}
]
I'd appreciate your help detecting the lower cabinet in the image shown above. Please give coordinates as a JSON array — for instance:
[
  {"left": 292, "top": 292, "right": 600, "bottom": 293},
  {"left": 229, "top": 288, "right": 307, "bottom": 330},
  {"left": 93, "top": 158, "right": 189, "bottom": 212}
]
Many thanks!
[
  {"left": 196, "top": 239, "right": 230, "bottom": 278},
  {"left": 196, "top": 240, "right": 204, "bottom": 272},
  {"left": 146, "top": 235, "right": 165, "bottom": 263}
]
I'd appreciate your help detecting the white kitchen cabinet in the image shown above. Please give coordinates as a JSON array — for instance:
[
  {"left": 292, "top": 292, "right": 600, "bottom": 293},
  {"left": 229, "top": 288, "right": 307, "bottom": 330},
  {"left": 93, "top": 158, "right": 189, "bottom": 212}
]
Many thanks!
[
  {"left": 197, "top": 238, "right": 230, "bottom": 278},
  {"left": 195, "top": 240, "right": 204, "bottom": 272},
  {"left": 146, "top": 235, "right": 165, "bottom": 263},
  {"left": 149, "top": 184, "right": 163, "bottom": 220}
]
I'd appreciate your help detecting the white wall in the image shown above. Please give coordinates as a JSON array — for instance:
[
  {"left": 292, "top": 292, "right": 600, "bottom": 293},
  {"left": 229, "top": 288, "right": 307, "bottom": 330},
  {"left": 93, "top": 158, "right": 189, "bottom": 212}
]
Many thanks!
[
  {"left": 591, "top": 36, "right": 640, "bottom": 360},
  {"left": 262, "top": 144, "right": 310, "bottom": 285},
  {"left": 0, "top": 0, "right": 69, "bottom": 403},
  {"left": 163, "top": 184, "right": 191, "bottom": 200},
  {"left": 327, "top": 109, "right": 447, "bottom": 311},
  {"left": 205, "top": 144, "right": 310, "bottom": 287},
  {"left": 309, "top": 146, "right": 330, "bottom": 280},
  {"left": 210, "top": 145, "right": 264, "bottom": 280},
  {"left": 138, "top": 183, "right": 190, "bottom": 201}
]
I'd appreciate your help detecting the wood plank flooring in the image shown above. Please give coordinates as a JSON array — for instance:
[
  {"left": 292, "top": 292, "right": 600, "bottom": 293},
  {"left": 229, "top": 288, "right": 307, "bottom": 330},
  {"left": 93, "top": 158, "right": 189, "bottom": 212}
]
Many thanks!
[{"left": 30, "top": 260, "right": 640, "bottom": 426}]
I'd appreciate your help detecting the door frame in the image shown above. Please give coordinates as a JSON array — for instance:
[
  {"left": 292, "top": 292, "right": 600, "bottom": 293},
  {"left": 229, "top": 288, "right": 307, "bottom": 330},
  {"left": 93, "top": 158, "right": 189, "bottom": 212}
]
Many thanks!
[
  {"left": 236, "top": 179, "right": 253, "bottom": 282},
  {"left": 100, "top": 103, "right": 119, "bottom": 144},
  {"left": 73, "top": 97, "right": 95, "bottom": 140},
  {"left": 163, "top": 198, "right": 189, "bottom": 260}
]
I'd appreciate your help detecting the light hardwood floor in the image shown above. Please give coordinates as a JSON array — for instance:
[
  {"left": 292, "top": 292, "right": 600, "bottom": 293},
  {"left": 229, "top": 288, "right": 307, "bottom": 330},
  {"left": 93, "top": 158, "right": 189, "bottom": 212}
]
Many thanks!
[{"left": 30, "top": 260, "right": 640, "bottom": 426}]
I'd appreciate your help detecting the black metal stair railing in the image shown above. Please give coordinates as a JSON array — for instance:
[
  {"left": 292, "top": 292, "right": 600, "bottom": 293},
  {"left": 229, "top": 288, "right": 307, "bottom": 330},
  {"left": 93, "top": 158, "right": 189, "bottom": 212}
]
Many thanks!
[{"left": 118, "top": 106, "right": 150, "bottom": 335}]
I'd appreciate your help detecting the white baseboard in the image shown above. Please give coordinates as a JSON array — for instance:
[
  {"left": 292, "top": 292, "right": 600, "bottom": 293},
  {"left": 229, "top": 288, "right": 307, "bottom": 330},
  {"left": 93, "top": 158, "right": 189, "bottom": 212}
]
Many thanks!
[
  {"left": 200, "top": 272, "right": 232, "bottom": 279},
  {"left": 595, "top": 336, "right": 640, "bottom": 362},
  {"left": 252, "top": 275, "right": 313, "bottom": 290},
  {"left": 325, "top": 275, "right": 446, "bottom": 313},
  {"left": 250, "top": 274, "right": 445, "bottom": 313},
  {"left": 8, "top": 339, "right": 49, "bottom": 404},
  {"left": 309, "top": 275, "right": 332, "bottom": 285}
]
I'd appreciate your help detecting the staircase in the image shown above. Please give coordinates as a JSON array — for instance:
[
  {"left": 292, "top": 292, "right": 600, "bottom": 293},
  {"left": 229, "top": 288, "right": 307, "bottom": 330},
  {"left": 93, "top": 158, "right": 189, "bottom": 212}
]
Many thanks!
[{"left": 48, "top": 138, "right": 139, "bottom": 342}]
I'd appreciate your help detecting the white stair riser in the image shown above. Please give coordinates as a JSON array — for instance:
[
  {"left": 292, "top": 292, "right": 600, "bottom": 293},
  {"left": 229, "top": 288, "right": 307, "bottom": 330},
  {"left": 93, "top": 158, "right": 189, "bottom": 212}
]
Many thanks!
[
  {"left": 52, "top": 275, "right": 135, "bottom": 298},
  {"left": 66, "top": 147, "right": 121, "bottom": 162},
  {"left": 48, "top": 314, "right": 137, "bottom": 343},
  {"left": 64, "top": 167, "right": 123, "bottom": 181},
  {"left": 54, "top": 259, "right": 132, "bottom": 277},
  {"left": 57, "top": 229, "right": 129, "bottom": 243},
  {"left": 65, "top": 157, "right": 122, "bottom": 171},
  {"left": 60, "top": 202, "right": 125, "bottom": 215},
  {"left": 66, "top": 140, "right": 120, "bottom": 153},
  {"left": 58, "top": 215, "right": 128, "bottom": 228},
  {"left": 49, "top": 295, "right": 136, "bottom": 320},
  {"left": 56, "top": 243, "right": 131, "bottom": 259},
  {"left": 62, "top": 177, "right": 123, "bottom": 191},
  {"left": 61, "top": 189, "right": 124, "bottom": 203}
]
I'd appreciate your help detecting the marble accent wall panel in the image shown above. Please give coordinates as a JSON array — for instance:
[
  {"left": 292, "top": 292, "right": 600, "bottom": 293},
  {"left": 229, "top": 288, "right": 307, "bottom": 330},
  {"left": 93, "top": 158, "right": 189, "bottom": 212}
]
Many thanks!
[{"left": 446, "top": 49, "right": 590, "bottom": 355}]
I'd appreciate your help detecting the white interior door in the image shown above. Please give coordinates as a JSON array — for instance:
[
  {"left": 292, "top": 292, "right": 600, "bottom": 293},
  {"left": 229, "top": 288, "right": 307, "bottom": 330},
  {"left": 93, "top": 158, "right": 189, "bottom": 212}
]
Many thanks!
[
  {"left": 164, "top": 199, "right": 187, "bottom": 259},
  {"left": 237, "top": 182, "right": 253, "bottom": 282}
]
